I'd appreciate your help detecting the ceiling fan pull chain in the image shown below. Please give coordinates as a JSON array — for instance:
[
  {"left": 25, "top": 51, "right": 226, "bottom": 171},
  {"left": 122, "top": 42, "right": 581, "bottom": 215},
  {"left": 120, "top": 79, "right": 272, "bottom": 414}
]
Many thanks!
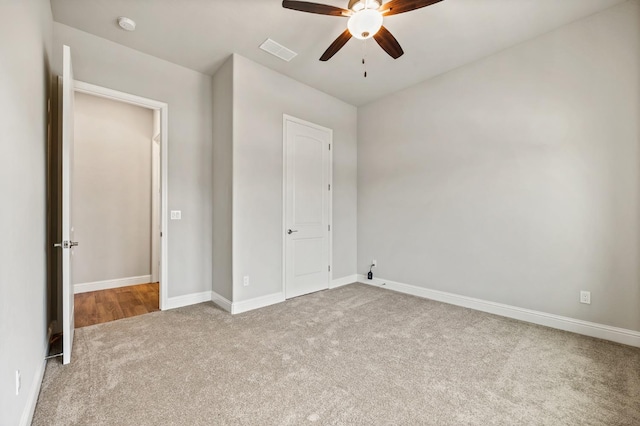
[{"left": 362, "top": 38, "right": 368, "bottom": 78}]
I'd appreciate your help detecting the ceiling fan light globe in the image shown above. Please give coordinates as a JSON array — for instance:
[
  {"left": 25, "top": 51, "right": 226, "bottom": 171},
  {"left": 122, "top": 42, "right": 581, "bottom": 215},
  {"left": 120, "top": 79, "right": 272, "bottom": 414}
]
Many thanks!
[{"left": 347, "top": 9, "right": 383, "bottom": 40}]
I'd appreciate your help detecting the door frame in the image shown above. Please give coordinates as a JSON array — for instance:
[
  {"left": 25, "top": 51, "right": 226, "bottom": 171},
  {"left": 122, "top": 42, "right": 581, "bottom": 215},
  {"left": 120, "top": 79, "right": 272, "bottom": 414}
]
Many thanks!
[
  {"left": 74, "top": 80, "right": 170, "bottom": 310},
  {"left": 151, "top": 110, "right": 161, "bottom": 283},
  {"left": 281, "top": 114, "right": 333, "bottom": 298}
]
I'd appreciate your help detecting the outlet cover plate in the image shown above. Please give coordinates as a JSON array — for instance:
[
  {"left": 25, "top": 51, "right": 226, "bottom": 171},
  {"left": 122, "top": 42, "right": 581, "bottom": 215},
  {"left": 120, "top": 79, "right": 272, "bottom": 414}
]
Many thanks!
[{"left": 580, "top": 291, "right": 591, "bottom": 304}]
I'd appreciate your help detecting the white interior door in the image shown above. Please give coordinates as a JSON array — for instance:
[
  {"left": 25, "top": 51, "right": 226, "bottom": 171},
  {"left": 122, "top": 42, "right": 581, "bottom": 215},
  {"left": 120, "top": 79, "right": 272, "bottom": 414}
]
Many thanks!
[
  {"left": 284, "top": 116, "right": 332, "bottom": 299},
  {"left": 60, "top": 45, "right": 76, "bottom": 365}
]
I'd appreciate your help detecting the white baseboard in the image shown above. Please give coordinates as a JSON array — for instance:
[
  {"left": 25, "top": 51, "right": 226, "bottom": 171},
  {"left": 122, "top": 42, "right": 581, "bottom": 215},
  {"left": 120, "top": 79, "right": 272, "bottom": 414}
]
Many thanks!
[
  {"left": 357, "top": 275, "right": 640, "bottom": 348},
  {"left": 20, "top": 342, "right": 48, "bottom": 426},
  {"left": 231, "top": 292, "right": 285, "bottom": 315},
  {"left": 165, "top": 291, "right": 212, "bottom": 310},
  {"left": 330, "top": 274, "right": 358, "bottom": 289},
  {"left": 213, "top": 276, "right": 357, "bottom": 315},
  {"left": 211, "top": 291, "right": 232, "bottom": 313},
  {"left": 74, "top": 275, "right": 152, "bottom": 294}
]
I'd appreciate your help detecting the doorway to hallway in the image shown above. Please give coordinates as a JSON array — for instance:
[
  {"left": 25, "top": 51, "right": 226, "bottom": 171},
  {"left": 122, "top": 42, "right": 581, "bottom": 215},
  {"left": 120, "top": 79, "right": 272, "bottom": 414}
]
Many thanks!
[{"left": 71, "top": 90, "right": 160, "bottom": 328}]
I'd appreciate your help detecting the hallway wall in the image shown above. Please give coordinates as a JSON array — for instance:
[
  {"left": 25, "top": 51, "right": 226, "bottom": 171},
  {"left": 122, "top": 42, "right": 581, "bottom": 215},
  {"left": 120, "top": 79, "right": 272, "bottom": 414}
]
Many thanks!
[{"left": 73, "top": 92, "right": 153, "bottom": 289}]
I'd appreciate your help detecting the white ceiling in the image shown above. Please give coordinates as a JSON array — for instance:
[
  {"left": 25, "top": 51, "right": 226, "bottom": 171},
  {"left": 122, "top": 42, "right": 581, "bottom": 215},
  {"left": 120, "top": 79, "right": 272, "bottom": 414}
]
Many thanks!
[{"left": 50, "top": 0, "right": 626, "bottom": 106}]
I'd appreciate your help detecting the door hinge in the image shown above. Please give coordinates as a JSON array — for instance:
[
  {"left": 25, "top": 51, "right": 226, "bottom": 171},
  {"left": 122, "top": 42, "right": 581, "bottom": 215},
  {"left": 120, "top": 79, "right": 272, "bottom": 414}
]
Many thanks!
[
  {"left": 328, "top": 143, "right": 331, "bottom": 151},
  {"left": 328, "top": 224, "right": 330, "bottom": 232},
  {"left": 328, "top": 184, "right": 331, "bottom": 191},
  {"left": 54, "top": 240, "right": 78, "bottom": 249},
  {"left": 328, "top": 265, "right": 331, "bottom": 272}
]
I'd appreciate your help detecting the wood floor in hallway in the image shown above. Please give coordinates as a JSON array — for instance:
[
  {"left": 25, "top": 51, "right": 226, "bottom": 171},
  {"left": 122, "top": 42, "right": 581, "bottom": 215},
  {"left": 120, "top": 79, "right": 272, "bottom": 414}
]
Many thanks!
[{"left": 74, "top": 283, "right": 159, "bottom": 328}]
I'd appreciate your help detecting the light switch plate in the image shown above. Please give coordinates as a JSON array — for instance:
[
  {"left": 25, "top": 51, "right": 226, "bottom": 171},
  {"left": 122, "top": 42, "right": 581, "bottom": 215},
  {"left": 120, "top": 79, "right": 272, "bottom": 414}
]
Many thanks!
[{"left": 170, "top": 210, "right": 182, "bottom": 220}]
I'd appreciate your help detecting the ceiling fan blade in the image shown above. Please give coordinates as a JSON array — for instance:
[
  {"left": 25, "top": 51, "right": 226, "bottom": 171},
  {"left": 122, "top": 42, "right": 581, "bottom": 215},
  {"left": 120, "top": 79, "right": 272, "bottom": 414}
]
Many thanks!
[
  {"left": 282, "top": 1, "right": 351, "bottom": 16},
  {"left": 373, "top": 26, "right": 404, "bottom": 59},
  {"left": 320, "top": 29, "right": 352, "bottom": 61},
  {"left": 379, "top": 0, "right": 443, "bottom": 16}
]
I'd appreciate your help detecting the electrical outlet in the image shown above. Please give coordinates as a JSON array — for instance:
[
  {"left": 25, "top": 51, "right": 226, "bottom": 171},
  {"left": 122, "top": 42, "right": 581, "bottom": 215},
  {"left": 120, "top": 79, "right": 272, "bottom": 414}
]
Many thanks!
[
  {"left": 170, "top": 210, "right": 181, "bottom": 220},
  {"left": 15, "top": 370, "right": 21, "bottom": 396},
  {"left": 580, "top": 291, "right": 591, "bottom": 305},
  {"left": 243, "top": 276, "right": 250, "bottom": 287},
  {"left": 372, "top": 259, "right": 377, "bottom": 267}
]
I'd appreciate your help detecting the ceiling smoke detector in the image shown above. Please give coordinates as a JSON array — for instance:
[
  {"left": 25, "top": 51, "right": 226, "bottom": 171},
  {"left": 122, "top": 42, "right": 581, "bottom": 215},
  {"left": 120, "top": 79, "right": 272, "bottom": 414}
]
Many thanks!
[{"left": 117, "top": 17, "right": 136, "bottom": 32}]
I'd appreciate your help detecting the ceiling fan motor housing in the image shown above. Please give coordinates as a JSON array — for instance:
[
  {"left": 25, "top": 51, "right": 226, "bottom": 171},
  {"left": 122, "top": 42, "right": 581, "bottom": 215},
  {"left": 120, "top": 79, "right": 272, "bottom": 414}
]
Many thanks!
[{"left": 348, "top": 0, "right": 381, "bottom": 11}]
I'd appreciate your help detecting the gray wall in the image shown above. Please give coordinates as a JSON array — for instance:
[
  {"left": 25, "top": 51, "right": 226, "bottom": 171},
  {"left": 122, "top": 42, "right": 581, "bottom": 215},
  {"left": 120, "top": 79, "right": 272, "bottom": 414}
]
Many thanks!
[
  {"left": 212, "top": 57, "right": 234, "bottom": 300},
  {"left": 358, "top": 0, "right": 640, "bottom": 331},
  {"left": 53, "top": 23, "right": 213, "bottom": 298},
  {"left": 231, "top": 54, "right": 358, "bottom": 302},
  {"left": 0, "top": 0, "right": 52, "bottom": 424},
  {"left": 73, "top": 92, "right": 153, "bottom": 285}
]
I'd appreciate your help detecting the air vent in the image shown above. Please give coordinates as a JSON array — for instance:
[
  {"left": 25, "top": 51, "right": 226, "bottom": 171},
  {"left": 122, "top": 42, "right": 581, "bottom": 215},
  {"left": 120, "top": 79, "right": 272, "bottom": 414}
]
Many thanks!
[{"left": 259, "top": 39, "right": 297, "bottom": 62}]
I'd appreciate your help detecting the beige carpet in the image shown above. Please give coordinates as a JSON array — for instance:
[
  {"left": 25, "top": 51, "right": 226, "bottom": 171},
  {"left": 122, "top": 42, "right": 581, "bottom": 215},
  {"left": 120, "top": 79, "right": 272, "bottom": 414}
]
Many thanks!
[{"left": 33, "top": 283, "right": 640, "bottom": 425}]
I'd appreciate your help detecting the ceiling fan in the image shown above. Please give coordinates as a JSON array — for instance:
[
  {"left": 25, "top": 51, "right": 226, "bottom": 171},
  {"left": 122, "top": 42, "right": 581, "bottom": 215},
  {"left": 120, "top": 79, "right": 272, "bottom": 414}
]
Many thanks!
[{"left": 282, "top": 0, "right": 443, "bottom": 61}]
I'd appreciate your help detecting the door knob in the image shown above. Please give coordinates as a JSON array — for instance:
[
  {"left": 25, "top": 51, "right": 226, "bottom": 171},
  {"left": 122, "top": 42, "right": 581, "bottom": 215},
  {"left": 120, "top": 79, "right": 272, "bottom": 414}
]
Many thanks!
[{"left": 287, "top": 229, "right": 298, "bottom": 235}]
